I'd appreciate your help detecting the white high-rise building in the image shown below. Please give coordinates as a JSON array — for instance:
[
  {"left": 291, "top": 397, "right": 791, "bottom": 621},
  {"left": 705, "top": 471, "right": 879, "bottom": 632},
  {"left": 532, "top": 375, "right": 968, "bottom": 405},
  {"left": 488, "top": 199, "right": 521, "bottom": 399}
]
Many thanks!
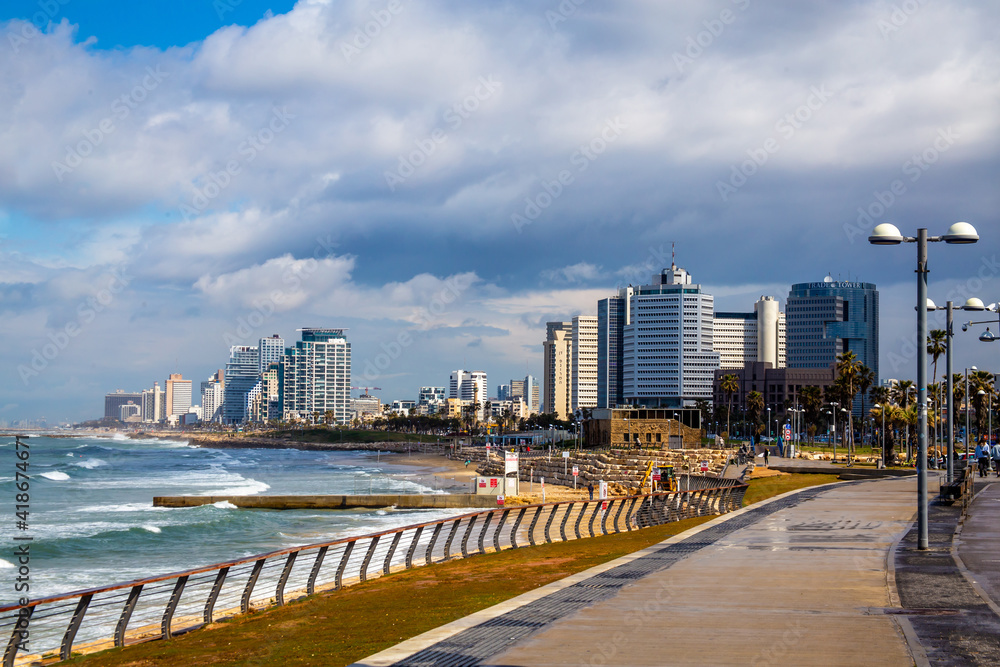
[
  {"left": 200, "top": 372, "right": 224, "bottom": 424},
  {"left": 141, "top": 382, "right": 166, "bottom": 423},
  {"left": 713, "top": 296, "right": 787, "bottom": 370},
  {"left": 450, "top": 370, "right": 488, "bottom": 420},
  {"left": 543, "top": 322, "right": 573, "bottom": 419},
  {"left": 571, "top": 315, "right": 598, "bottom": 411},
  {"left": 282, "top": 329, "right": 351, "bottom": 424},
  {"left": 258, "top": 334, "right": 285, "bottom": 373},
  {"left": 621, "top": 264, "right": 719, "bottom": 407}
]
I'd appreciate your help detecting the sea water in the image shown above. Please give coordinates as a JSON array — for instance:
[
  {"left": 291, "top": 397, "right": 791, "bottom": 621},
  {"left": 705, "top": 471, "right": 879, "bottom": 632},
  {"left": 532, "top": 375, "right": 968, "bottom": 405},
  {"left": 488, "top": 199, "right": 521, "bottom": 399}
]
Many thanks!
[{"left": 0, "top": 434, "right": 465, "bottom": 604}]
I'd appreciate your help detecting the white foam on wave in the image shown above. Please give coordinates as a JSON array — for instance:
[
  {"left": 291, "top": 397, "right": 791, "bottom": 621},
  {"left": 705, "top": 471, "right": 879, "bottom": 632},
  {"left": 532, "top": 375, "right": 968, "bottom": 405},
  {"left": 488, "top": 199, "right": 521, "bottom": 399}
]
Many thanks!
[
  {"left": 212, "top": 501, "right": 237, "bottom": 509},
  {"left": 112, "top": 433, "right": 128, "bottom": 441},
  {"left": 74, "top": 458, "right": 106, "bottom": 469},
  {"left": 141, "top": 525, "right": 162, "bottom": 534},
  {"left": 74, "top": 502, "right": 170, "bottom": 513},
  {"left": 41, "top": 471, "right": 70, "bottom": 481},
  {"left": 202, "top": 479, "right": 270, "bottom": 496},
  {"left": 0, "top": 558, "right": 13, "bottom": 569}
]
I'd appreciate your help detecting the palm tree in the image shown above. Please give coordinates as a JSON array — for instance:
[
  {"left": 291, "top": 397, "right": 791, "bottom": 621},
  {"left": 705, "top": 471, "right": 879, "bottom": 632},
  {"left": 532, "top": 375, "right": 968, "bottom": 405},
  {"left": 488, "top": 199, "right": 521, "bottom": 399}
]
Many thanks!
[
  {"left": 927, "top": 329, "right": 947, "bottom": 386},
  {"left": 800, "top": 385, "right": 823, "bottom": 443},
  {"left": 951, "top": 373, "right": 966, "bottom": 436},
  {"left": 856, "top": 365, "right": 875, "bottom": 453},
  {"left": 720, "top": 374, "right": 739, "bottom": 440},
  {"left": 892, "top": 380, "right": 915, "bottom": 457},
  {"left": 746, "top": 391, "right": 764, "bottom": 435},
  {"left": 835, "top": 351, "right": 862, "bottom": 459},
  {"left": 970, "top": 370, "right": 996, "bottom": 439}
]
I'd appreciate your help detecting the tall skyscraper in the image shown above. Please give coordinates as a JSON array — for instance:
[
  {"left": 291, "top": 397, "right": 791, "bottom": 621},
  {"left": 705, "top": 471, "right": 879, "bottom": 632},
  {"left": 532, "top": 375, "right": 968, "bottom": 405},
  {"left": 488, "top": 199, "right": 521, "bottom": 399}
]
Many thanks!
[
  {"left": 713, "top": 296, "right": 787, "bottom": 370},
  {"left": 571, "top": 315, "right": 598, "bottom": 411},
  {"left": 141, "top": 382, "right": 166, "bottom": 423},
  {"left": 543, "top": 322, "right": 573, "bottom": 419},
  {"left": 598, "top": 263, "right": 719, "bottom": 409},
  {"left": 165, "top": 373, "right": 192, "bottom": 418},
  {"left": 597, "top": 290, "right": 630, "bottom": 408},
  {"left": 509, "top": 375, "right": 539, "bottom": 415},
  {"left": 258, "top": 335, "right": 285, "bottom": 372},
  {"left": 449, "top": 370, "right": 488, "bottom": 420},
  {"left": 223, "top": 346, "right": 259, "bottom": 424},
  {"left": 200, "top": 372, "right": 224, "bottom": 424},
  {"left": 281, "top": 328, "right": 352, "bottom": 424},
  {"left": 786, "top": 277, "right": 879, "bottom": 414}
]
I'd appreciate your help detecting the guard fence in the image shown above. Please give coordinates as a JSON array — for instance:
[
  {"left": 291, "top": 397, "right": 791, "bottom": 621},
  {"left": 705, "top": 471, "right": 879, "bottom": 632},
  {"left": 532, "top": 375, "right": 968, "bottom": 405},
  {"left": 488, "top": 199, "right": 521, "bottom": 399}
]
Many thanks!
[{"left": 1, "top": 480, "right": 747, "bottom": 666}]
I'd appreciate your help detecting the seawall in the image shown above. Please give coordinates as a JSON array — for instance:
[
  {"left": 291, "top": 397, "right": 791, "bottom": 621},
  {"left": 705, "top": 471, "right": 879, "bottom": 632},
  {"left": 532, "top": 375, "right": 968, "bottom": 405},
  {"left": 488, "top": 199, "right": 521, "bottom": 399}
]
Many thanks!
[{"left": 153, "top": 494, "right": 500, "bottom": 509}]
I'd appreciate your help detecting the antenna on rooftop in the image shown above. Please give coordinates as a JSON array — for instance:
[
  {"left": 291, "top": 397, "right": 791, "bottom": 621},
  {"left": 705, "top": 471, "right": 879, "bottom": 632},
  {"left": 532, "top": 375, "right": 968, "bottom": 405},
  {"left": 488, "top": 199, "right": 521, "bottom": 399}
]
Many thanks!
[{"left": 671, "top": 241, "right": 676, "bottom": 270}]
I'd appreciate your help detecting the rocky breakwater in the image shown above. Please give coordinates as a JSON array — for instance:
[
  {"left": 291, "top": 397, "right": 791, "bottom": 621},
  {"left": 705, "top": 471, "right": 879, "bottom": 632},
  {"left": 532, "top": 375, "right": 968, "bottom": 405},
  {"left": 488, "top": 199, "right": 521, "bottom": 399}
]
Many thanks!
[{"left": 471, "top": 448, "right": 730, "bottom": 490}]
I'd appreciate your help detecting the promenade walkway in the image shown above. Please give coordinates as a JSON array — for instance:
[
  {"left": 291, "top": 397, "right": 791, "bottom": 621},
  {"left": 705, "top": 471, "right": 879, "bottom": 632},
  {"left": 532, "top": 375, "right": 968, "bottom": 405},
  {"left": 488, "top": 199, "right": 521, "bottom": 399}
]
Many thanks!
[{"left": 353, "top": 474, "right": 1000, "bottom": 666}]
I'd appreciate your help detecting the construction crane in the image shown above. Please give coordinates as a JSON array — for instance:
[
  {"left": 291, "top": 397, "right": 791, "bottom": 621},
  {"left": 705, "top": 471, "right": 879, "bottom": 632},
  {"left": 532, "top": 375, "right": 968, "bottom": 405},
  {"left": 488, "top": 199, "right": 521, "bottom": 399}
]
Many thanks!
[{"left": 350, "top": 386, "right": 382, "bottom": 397}]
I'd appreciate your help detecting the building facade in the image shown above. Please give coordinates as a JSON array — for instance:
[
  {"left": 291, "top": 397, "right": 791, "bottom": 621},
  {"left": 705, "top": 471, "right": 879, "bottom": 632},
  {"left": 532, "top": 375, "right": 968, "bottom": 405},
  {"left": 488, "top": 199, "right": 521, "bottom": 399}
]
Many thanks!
[
  {"left": 786, "top": 278, "right": 879, "bottom": 414},
  {"left": 140, "top": 383, "right": 166, "bottom": 423},
  {"left": 620, "top": 264, "right": 719, "bottom": 408},
  {"left": 542, "top": 322, "right": 573, "bottom": 419},
  {"left": 104, "top": 390, "right": 143, "bottom": 421},
  {"left": 712, "top": 362, "right": 837, "bottom": 423},
  {"left": 223, "top": 345, "right": 260, "bottom": 424},
  {"left": 571, "top": 315, "right": 598, "bottom": 411},
  {"left": 597, "top": 290, "right": 630, "bottom": 409},
  {"left": 714, "top": 296, "right": 787, "bottom": 370},
  {"left": 258, "top": 335, "right": 285, "bottom": 373},
  {"left": 281, "top": 328, "right": 351, "bottom": 424},
  {"left": 165, "top": 373, "right": 192, "bottom": 418}
]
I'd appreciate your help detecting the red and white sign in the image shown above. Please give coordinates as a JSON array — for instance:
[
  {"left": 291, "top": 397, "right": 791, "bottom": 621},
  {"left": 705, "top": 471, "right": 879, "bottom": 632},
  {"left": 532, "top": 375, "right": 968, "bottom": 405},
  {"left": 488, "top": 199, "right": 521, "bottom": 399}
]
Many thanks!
[
  {"left": 784, "top": 427, "right": 791, "bottom": 441},
  {"left": 478, "top": 478, "right": 487, "bottom": 489},
  {"left": 700, "top": 460, "right": 709, "bottom": 472},
  {"left": 496, "top": 495, "right": 505, "bottom": 506},
  {"left": 572, "top": 466, "right": 579, "bottom": 476},
  {"left": 490, "top": 478, "right": 498, "bottom": 488},
  {"left": 652, "top": 467, "right": 661, "bottom": 481}
]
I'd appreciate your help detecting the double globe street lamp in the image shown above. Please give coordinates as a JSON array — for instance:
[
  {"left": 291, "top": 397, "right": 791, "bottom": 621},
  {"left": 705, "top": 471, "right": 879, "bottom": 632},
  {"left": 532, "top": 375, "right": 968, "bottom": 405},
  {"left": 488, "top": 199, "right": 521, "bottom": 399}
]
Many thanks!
[
  {"left": 925, "top": 297, "right": 993, "bottom": 484},
  {"left": 868, "top": 221, "right": 979, "bottom": 551}
]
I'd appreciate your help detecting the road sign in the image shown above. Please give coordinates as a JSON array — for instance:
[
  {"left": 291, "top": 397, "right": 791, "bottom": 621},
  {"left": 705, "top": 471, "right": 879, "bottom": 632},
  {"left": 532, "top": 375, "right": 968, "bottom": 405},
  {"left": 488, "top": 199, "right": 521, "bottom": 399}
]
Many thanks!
[
  {"left": 784, "top": 427, "right": 792, "bottom": 441},
  {"left": 562, "top": 451, "right": 570, "bottom": 458},
  {"left": 572, "top": 466, "right": 579, "bottom": 476}
]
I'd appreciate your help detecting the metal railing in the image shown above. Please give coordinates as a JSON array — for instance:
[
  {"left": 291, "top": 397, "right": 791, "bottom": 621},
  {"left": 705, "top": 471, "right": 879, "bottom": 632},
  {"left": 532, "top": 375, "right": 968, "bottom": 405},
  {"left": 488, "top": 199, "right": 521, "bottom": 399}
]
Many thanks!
[{"left": 1, "top": 481, "right": 747, "bottom": 666}]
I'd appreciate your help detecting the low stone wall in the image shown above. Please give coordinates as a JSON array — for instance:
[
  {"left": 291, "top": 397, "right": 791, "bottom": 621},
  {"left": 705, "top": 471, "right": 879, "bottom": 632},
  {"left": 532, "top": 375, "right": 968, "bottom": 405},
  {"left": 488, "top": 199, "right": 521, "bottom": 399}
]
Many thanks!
[{"left": 469, "top": 448, "right": 731, "bottom": 488}]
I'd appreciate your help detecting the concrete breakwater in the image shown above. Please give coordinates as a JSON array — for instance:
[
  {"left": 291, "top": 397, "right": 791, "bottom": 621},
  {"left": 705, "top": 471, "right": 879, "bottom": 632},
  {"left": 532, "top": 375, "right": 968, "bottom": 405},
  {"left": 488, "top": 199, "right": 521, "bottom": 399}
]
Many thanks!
[
  {"left": 154, "top": 493, "right": 498, "bottom": 509},
  {"left": 469, "top": 448, "right": 729, "bottom": 488}
]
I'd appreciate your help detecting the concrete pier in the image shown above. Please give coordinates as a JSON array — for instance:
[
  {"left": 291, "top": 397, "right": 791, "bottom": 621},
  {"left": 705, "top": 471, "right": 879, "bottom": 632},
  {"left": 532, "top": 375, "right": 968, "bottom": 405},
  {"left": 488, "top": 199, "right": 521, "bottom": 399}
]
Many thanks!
[{"left": 153, "top": 494, "right": 500, "bottom": 510}]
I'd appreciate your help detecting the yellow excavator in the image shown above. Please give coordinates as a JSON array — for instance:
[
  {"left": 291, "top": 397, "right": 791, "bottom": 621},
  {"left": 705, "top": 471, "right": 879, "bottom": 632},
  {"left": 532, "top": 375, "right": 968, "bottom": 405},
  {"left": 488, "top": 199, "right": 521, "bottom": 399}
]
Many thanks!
[{"left": 638, "top": 461, "right": 677, "bottom": 492}]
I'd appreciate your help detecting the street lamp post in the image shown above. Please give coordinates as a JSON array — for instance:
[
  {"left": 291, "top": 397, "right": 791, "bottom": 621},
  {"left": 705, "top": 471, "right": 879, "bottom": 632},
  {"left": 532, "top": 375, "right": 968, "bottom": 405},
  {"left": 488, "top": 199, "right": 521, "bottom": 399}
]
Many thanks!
[
  {"left": 926, "top": 299, "right": 991, "bottom": 482},
  {"left": 966, "top": 366, "right": 977, "bottom": 459},
  {"left": 869, "top": 221, "right": 979, "bottom": 550},
  {"left": 874, "top": 403, "right": 886, "bottom": 467}
]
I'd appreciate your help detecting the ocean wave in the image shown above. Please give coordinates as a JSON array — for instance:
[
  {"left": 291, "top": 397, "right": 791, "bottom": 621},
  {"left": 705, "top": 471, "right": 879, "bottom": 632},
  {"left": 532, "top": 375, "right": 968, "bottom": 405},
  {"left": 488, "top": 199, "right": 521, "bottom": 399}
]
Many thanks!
[
  {"left": 73, "top": 458, "right": 107, "bottom": 469},
  {"left": 141, "top": 525, "right": 162, "bottom": 534},
  {"left": 40, "top": 471, "right": 70, "bottom": 481},
  {"left": 74, "top": 502, "right": 171, "bottom": 513},
  {"left": 201, "top": 479, "right": 270, "bottom": 496},
  {"left": 0, "top": 558, "right": 13, "bottom": 569},
  {"left": 212, "top": 501, "right": 237, "bottom": 509}
]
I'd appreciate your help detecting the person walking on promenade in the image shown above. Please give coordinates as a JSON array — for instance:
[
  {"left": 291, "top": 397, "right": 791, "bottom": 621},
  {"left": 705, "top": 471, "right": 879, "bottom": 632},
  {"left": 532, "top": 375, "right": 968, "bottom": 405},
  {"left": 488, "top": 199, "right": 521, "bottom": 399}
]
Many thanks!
[
  {"left": 976, "top": 440, "right": 989, "bottom": 477},
  {"left": 588, "top": 482, "right": 594, "bottom": 500},
  {"left": 763, "top": 447, "right": 769, "bottom": 467},
  {"left": 992, "top": 441, "right": 1000, "bottom": 477}
]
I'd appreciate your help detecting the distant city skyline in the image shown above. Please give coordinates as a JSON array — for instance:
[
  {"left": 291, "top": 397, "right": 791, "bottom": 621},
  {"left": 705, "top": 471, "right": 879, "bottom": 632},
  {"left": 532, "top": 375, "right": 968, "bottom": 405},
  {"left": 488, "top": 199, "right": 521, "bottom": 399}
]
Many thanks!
[{"left": 1, "top": 1, "right": 997, "bottom": 422}]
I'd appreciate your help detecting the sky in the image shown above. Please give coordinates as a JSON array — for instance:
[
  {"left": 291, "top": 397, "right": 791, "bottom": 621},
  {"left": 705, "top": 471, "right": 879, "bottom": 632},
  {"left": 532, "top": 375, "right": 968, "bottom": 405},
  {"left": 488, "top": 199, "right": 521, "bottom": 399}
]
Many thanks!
[{"left": 1, "top": 0, "right": 998, "bottom": 424}]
